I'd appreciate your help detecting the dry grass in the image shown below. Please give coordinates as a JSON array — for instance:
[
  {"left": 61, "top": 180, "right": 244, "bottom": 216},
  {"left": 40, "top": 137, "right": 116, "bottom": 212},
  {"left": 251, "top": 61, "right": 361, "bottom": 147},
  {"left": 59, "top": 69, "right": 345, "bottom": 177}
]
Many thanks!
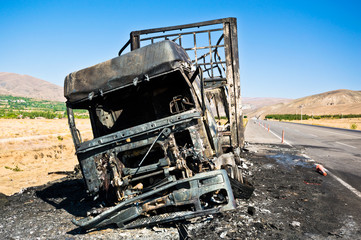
[
  {"left": 0, "top": 119, "right": 92, "bottom": 195},
  {"left": 289, "top": 118, "right": 361, "bottom": 131}
]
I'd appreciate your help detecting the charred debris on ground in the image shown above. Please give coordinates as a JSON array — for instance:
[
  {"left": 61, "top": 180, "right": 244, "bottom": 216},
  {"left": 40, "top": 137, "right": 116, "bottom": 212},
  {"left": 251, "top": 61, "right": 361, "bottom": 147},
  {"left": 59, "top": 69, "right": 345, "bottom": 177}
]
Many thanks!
[{"left": 2, "top": 142, "right": 359, "bottom": 239}]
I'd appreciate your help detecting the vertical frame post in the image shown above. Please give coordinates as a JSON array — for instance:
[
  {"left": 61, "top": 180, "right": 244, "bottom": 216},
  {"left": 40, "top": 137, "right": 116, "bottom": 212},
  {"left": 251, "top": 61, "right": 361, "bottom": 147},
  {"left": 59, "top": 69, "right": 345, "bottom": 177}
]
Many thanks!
[
  {"left": 130, "top": 32, "right": 140, "bottom": 50},
  {"left": 223, "top": 18, "right": 244, "bottom": 149}
]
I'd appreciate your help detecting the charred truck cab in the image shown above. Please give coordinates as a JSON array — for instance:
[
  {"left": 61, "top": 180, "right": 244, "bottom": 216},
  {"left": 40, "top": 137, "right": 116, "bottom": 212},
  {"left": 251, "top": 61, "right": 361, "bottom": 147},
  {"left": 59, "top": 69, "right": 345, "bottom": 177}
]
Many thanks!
[{"left": 64, "top": 18, "right": 245, "bottom": 229}]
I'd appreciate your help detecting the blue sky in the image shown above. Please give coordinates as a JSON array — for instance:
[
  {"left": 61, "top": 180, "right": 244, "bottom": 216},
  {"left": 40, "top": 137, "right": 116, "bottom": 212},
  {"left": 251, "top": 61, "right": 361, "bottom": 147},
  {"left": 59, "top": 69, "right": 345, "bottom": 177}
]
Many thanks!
[{"left": 0, "top": 0, "right": 360, "bottom": 98}]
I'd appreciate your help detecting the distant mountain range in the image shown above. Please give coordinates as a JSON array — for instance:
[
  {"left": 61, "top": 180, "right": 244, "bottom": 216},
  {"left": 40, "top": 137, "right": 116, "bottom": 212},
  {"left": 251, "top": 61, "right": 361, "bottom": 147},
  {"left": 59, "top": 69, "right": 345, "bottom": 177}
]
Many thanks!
[
  {"left": 0, "top": 72, "right": 64, "bottom": 102},
  {"left": 248, "top": 89, "right": 361, "bottom": 118},
  {"left": 1, "top": 72, "right": 360, "bottom": 118},
  {"left": 242, "top": 97, "right": 292, "bottom": 113}
]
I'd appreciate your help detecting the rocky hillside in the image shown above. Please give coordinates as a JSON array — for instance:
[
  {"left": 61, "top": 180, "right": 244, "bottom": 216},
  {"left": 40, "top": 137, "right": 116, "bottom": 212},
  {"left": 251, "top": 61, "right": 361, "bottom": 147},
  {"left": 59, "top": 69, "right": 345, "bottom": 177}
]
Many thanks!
[
  {"left": 0, "top": 72, "right": 64, "bottom": 102},
  {"left": 249, "top": 89, "right": 361, "bottom": 118}
]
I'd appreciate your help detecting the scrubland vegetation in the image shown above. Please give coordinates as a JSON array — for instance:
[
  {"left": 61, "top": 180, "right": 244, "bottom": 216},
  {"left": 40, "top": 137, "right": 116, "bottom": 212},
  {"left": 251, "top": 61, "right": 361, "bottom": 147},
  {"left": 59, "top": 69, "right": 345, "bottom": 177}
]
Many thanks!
[
  {"left": 0, "top": 95, "right": 87, "bottom": 119},
  {"left": 265, "top": 114, "right": 361, "bottom": 121}
]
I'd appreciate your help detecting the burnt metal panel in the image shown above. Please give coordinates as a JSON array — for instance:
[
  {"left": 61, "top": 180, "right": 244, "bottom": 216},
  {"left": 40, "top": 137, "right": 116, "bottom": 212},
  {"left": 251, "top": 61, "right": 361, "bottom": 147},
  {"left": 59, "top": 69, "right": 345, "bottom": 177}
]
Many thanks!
[
  {"left": 76, "top": 110, "right": 201, "bottom": 154},
  {"left": 64, "top": 40, "right": 191, "bottom": 103},
  {"left": 72, "top": 170, "right": 235, "bottom": 230}
]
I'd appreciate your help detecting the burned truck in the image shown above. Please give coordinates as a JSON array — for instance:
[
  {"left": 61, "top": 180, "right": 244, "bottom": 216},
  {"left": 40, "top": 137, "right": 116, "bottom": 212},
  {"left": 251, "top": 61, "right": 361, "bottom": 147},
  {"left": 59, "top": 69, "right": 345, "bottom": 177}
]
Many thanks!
[{"left": 64, "top": 18, "right": 245, "bottom": 229}]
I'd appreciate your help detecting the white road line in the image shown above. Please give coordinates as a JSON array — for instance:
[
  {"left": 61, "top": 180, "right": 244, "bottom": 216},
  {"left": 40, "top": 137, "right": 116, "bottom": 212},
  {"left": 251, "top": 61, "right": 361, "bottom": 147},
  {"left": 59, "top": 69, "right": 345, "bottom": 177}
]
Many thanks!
[
  {"left": 256, "top": 121, "right": 293, "bottom": 146},
  {"left": 302, "top": 154, "right": 361, "bottom": 200},
  {"left": 335, "top": 142, "right": 357, "bottom": 149},
  {"left": 268, "top": 129, "right": 293, "bottom": 147},
  {"left": 278, "top": 121, "right": 361, "bottom": 138},
  {"left": 308, "top": 134, "right": 318, "bottom": 137},
  {"left": 265, "top": 122, "right": 361, "bottom": 200},
  {"left": 329, "top": 171, "right": 361, "bottom": 199},
  {"left": 311, "top": 129, "right": 361, "bottom": 139}
]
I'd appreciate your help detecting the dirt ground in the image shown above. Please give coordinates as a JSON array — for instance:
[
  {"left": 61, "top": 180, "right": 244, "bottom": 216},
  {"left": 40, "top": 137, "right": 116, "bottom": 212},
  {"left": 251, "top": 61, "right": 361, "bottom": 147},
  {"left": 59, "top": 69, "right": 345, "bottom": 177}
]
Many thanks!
[
  {"left": 288, "top": 118, "right": 361, "bottom": 131},
  {"left": 1, "top": 140, "right": 360, "bottom": 239},
  {"left": 0, "top": 119, "right": 92, "bottom": 195}
]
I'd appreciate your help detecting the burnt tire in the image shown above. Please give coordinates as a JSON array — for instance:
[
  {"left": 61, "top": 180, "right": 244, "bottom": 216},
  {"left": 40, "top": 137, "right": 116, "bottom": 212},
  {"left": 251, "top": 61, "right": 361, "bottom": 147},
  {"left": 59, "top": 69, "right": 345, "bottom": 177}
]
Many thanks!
[{"left": 229, "top": 177, "right": 254, "bottom": 199}]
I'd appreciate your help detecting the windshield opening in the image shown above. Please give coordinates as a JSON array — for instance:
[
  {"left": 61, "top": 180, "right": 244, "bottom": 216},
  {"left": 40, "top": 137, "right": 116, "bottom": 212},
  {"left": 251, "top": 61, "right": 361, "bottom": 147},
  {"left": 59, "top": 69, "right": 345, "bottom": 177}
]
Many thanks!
[{"left": 68, "top": 70, "right": 195, "bottom": 140}]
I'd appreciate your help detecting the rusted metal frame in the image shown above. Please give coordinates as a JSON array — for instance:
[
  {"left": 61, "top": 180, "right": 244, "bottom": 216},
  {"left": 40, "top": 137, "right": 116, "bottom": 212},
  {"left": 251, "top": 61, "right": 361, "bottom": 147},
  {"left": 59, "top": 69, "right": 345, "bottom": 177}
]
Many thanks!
[
  {"left": 187, "top": 72, "right": 218, "bottom": 156},
  {"left": 198, "top": 67, "right": 225, "bottom": 79},
  {"left": 212, "top": 94, "right": 221, "bottom": 120},
  {"left": 130, "top": 32, "right": 140, "bottom": 50},
  {"left": 204, "top": 77, "right": 227, "bottom": 82},
  {"left": 66, "top": 107, "right": 81, "bottom": 148},
  {"left": 223, "top": 19, "right": 243, "bottom": 149},
  {"left": 134, "top": 128, "right": 170, "bottom": 176},
  {"left": 203, "top": 78, "right": 227, "bottom": 89},
  {"left": 184, "top": 44, "right": 224, "bottom": 51},
  {"left": 77, "top": 154, "right": 102, "bottom": 194},
  {"left": 118, "top": 39, "right": 131, "bottom": 56},
  {"left": 131, "top": 18, "right": 230, "bottom": 36},
  {"left": 130, "top": 169, "right": 168, "bottom": 183},
  {"left": 201, "top": 57, "right": 211, "bottom": 77},
  {"left": 176, "top": 223, "right": 189, "bottom": 240},
  {"left": 140, "top": 28, "right": 223, "bottom": 42},
  {"left": 171, "top": 35, "right": 182, "bottom": 44},
  {"left": 122, "top": 158, "right": 169, "bottom": 176},
  {"left": 215, "top": 50, "right": 226, "bottom": 75},
  {"left": 130, "top": 18, "right": 233, "bottom": 52},
  {"left": 197, "top": 55, "right": 212, "bottom": 79},
  {"left": 193, "top": 32, "right": 197, "bottom": 65},
  {"left": 180, "top": 68, "right": 204, "bottom": 113},
  {"left": 195, "top": 61, "right": 226, "bottom": 66},
  {"left": 197, "top": 53, "right": 209, "bottom": 63},
  {"left": 213, "top": 34, "right": 226, "bottom": 77},
  {"left": 208, "top": 31, "right": 214, "bottom": 78},
  {"left": 202, "top": 66, "right": 213, "bottom": 79},
  {"left": 113, "top": 136, "right": 160, "bottom": 155},
  {"left": 192, "top": 48, "right": 224, "bottom": 79},
  {"left": 188, "top": 45, "right": 225, "bottom": 80},
  {"left": 125, "top": 208, "right": 218, "bottom": 229},
  {"left": 222, "top": 22, "right": 235, "bottom": 147},
  {"left": 130, "top": 20, "right": 229, "bottom": 91},
  {"left": 193, "top": 63, "right": 225, "bottom": 78},
  {"left": 229, "top": 19, "right": 244, "bottom": 148},
  {"left": 190, "top": 48, "right": 218, "bottom": 62}
]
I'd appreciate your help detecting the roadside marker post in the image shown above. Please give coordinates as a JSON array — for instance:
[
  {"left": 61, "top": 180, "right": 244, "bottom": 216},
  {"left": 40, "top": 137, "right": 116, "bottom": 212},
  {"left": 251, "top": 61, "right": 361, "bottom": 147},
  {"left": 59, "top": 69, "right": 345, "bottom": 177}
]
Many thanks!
[
  {"left": 316, "top": 164, "right": 327, "bottom": 176},
  {"left": 268, "top": 125, "right": 270, "bottom": 132}
]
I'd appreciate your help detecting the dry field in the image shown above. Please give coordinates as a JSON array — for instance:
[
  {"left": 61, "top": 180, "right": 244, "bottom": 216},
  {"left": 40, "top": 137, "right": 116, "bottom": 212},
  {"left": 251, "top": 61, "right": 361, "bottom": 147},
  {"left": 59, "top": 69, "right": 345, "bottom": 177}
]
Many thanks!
[
  {"left": 0, "top": 118, "right": 92, "bottom": 195},
  {"left": 289, "top": 118, "right": 361, "bottom": 130}
]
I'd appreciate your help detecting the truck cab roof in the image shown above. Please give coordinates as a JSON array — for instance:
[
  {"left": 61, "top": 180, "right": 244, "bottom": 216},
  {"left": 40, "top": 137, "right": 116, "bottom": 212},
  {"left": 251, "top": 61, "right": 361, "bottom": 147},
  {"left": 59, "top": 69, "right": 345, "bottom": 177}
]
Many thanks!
[{"left": 64, "top": 40, "right": 191, "bottom": 103}]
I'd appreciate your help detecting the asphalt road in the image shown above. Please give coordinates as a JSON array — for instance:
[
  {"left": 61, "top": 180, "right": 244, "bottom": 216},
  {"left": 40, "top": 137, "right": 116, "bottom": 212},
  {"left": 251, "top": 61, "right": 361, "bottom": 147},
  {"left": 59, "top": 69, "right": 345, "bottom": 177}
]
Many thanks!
[{"left": 246, "top": 118, "right": 361, "bottom": 196}]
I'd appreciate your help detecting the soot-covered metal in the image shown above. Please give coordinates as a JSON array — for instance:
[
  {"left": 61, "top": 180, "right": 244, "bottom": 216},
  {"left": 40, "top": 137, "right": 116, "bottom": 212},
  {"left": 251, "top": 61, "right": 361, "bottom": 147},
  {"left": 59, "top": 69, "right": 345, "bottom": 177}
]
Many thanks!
[{"left": 64, "top": 18, "right": 246, "bottom": 230}]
